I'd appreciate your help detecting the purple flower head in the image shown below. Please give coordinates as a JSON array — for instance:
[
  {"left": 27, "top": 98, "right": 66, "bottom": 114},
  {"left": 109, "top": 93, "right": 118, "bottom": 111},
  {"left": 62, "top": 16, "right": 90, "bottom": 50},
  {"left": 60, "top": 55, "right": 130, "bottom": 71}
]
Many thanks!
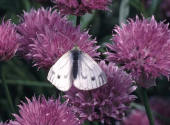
[
  {"left": 18, "top": 7, "right": 99, "bottom": 69},
  {"left": 0, "top": 122, "right": 8, "bottom": 125},
  {"left": 0, "top": 20, "right": 19, "bottom": 61},
  {"left": 122, "top": 110, "right": 159, "bottom": 125},
  {"left": 150, "top": 97, "right": 170, "bottom": 125},
  {"left": 122, "top": 110, "right": 150, "bottom": 125},
  {"left": 10, "top": 96, "right": 80, "bottom": 125},
  {"left": 0, "top": 121, "right": 14, "bottom": 125},
  {"left": 106, "top": 16, "right": 170, "bottom": 88},
  {"left": 52, "top": 0, "right": 111, "bottom": 16},
  {"left": 29, "top": 25, "right": 99, "bottom": 69},
  {"left": 17, "top": 8, "right": 63, "bottom": 59},
  {"left": 65, "top": 61, "right": 136, "bottom": 124}
]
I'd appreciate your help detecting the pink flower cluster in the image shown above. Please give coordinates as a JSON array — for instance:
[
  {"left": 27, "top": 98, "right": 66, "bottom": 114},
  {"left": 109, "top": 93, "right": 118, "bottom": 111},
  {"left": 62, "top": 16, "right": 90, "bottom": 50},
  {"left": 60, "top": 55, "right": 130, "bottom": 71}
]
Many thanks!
[
  {"left": 18, "top": 8, "right": 99, "bottom": 69},
  {"left": 122, "top": 110, "right": 152, "bottom": 125},
  {"left": 65, "top": 61, "right": 136, "bottom": 124},
  {"left": 0, "top": 20, "right": 19, "bottom": 61},
  {"left": 5, "top": 96, "right": 80, "bottom": 125},
  {"left": 107, "top": 16, "right": 170, "bottom": 88},
  {"left": 122, "top": 97, "right": 170, "bottom": 125},
  {"left": 53, "top": 0, "right": 111, "bottom": 15}
]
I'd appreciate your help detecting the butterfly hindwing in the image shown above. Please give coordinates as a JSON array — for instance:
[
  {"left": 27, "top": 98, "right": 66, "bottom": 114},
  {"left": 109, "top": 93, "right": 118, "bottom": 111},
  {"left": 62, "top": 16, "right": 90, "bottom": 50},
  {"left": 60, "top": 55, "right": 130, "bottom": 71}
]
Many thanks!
[
  {"left": 73, "top": 52, "right": 107, "bottom": 90},
  {"left": 47, "top": 51, "right": 73, "bottom": 91}
]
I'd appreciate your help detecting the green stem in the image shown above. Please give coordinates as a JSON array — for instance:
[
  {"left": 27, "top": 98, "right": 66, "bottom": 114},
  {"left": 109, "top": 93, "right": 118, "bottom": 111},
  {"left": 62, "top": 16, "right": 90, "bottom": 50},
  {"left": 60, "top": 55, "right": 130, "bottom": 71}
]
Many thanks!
[
  {"left": 76, "top": 0, "right": 81, "bottom": 26},
  {"left": 0, "top": 62, "right": 15, "bottom": 113},
  {"left": 139, "top": 87, "right": 155, "bottom": 125},
  {"left": 76, "top": 16, "right": 81, "bottom": 26}
]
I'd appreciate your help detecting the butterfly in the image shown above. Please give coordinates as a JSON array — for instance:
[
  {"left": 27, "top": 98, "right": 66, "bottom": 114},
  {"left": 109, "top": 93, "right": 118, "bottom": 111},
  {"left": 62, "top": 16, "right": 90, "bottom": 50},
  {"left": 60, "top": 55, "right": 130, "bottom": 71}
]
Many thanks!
[{"left": 47, "top": 46, "right": 107, "bottom": 91}]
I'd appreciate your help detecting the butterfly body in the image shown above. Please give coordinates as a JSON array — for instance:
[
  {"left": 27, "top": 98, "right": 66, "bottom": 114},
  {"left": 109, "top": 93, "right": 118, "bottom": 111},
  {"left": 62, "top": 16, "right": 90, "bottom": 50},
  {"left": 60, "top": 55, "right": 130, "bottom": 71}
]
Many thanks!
[
  {"left": 47, "top": 47, "right": 107, "bottom": 91},
  {"left": 71, "top": 48, "right": 80, "bottom": 79}
]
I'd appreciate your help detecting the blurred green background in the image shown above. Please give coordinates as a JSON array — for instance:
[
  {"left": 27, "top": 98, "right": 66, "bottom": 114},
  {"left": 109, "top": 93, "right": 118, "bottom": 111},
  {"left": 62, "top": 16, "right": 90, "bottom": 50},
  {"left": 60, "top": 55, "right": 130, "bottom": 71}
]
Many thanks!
[{"left": 0, "top": 0, "right": 170, "bottom": 123}]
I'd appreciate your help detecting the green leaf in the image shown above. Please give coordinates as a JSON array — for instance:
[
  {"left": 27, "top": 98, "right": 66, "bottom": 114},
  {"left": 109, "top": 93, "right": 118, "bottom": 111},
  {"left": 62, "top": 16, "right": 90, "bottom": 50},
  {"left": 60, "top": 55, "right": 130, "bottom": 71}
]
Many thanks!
[
  {"left": 80, "top": 12, "right": 94, "bottom": 29},
  {"left": 130, "top": 102, "right": 145, "bottom": 111},
  {"left": 149, "top": 0, "right": 160, "bottom": 15},
  {"left": 0, "top": 0, "right": 22, "bottom": 13},
  {"left": 129, "top": 0, "right": 147, "bottom": 17},
  {"left": 6, "top": 61, "right": 33, "bottom": 80},
  {"left": 21, "top": 0, "right": 31, "bottom": 11},
  {"left": 0, "top": 80, "right": 52, "bottom": 87},
  {"left": 119, "top": 0, "right": 130, "bottom": 24},
  {"left": 83, "top": 121, "right": 100, "bottom": 125},
  {"left": 67, "top": 15, "right": 76, "bottom": 26}
]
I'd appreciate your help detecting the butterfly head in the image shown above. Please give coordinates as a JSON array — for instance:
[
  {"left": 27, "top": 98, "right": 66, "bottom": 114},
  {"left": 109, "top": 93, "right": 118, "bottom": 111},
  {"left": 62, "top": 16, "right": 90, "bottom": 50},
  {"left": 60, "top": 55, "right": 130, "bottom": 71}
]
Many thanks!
[{"left": 72, "top": 45, "right": 80, "bottom": 51}]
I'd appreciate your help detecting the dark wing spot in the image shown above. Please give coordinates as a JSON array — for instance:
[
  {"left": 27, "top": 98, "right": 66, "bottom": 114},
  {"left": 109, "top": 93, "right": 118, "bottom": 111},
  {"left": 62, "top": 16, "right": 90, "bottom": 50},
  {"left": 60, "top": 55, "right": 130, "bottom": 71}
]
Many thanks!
[
  {"left": 91, "top": 76, "right": 95, "bottom": 81},
  {"left": 57, "top": 75, "right": 60, "bottom": 79}
]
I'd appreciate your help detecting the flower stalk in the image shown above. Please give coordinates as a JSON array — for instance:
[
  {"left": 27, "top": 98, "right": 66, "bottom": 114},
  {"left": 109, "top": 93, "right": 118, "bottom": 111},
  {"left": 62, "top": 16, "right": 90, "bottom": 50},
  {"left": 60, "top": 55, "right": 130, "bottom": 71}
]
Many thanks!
[
  {"left": 76, "top": 16, "right": 81, "bottom": 26},
  {"left": 139, "top": 87, "right": 155, "bottom": 125},
  {"left": 0, "top": 62, "right": 15, "bottom": 113},
  {"left": 76, "top": 0, "right": 81, "bottom": 26}
]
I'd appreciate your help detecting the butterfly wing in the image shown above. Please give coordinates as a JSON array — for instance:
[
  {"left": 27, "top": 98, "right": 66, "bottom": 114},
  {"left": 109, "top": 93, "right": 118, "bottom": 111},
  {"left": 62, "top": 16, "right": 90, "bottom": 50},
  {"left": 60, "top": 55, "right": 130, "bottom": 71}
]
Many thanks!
[
  {"left": 47, "top": 51, "right": 73, "bottom": 91},
  {"left": 73, "top": 52, "right": 107, "bottom": 90}
]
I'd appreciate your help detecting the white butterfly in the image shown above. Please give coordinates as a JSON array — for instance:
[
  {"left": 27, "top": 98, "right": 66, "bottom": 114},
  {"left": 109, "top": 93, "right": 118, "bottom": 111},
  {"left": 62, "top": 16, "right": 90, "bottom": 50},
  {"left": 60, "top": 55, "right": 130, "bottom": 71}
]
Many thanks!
[{"left": 47, "top": 47, "right": 107, "bottom": 91}]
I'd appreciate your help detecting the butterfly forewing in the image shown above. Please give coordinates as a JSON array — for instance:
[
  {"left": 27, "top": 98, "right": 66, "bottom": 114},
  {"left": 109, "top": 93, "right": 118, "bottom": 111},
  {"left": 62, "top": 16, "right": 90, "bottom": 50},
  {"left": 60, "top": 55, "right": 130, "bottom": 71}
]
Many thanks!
[
  {"left": 47, "top": 51, "right": 73, "bottom": 91},
  {"left": 47, "top": 47, "right": 107, "bottom": 91},
  {"left": 73, "top": 52, "right": 107, "bottom": 90}
]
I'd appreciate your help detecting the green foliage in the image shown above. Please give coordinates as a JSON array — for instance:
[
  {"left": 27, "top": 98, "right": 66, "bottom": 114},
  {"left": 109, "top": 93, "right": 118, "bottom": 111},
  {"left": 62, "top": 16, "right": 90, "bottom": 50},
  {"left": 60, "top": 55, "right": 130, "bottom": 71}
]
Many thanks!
[{"left": 119, "top": 0, "right": 130, "bottom": 24}]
